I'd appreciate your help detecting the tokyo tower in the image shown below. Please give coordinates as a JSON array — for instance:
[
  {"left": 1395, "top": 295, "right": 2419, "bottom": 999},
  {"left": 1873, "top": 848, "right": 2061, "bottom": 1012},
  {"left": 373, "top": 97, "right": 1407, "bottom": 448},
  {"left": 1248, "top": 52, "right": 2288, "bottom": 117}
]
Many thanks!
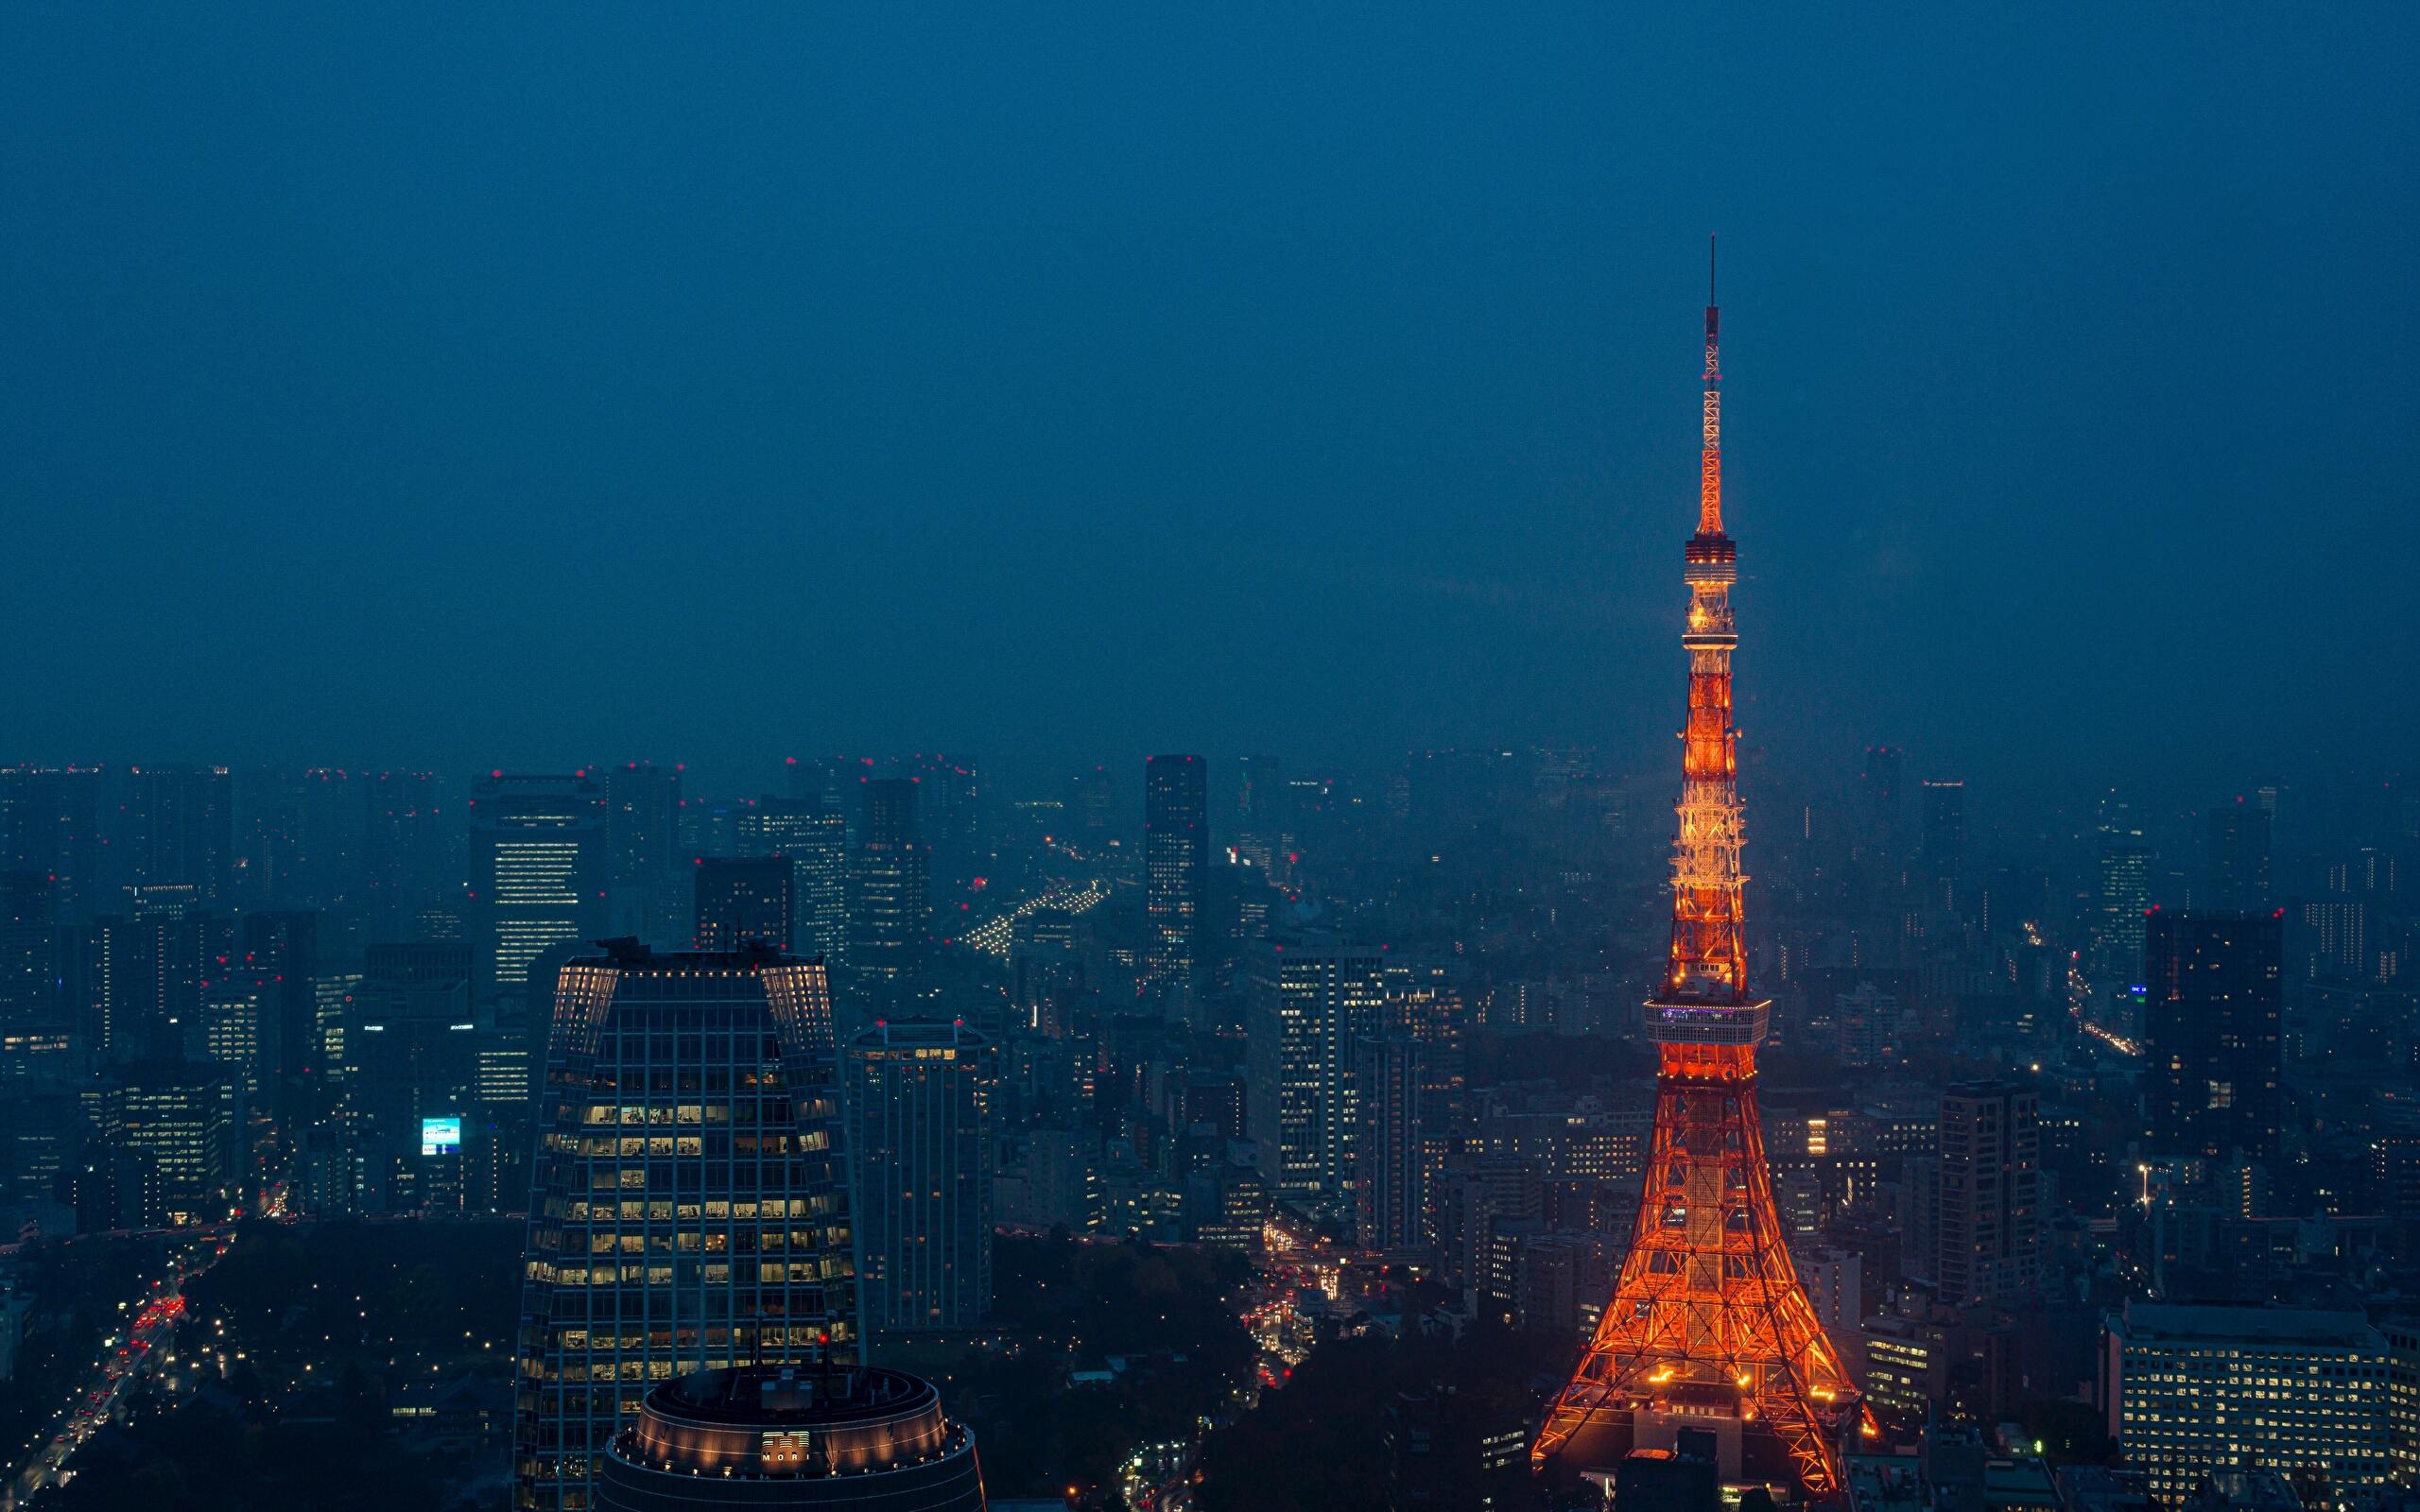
[{"left": 1531, "top": 249, "right": 1875, "bottom": 1495}]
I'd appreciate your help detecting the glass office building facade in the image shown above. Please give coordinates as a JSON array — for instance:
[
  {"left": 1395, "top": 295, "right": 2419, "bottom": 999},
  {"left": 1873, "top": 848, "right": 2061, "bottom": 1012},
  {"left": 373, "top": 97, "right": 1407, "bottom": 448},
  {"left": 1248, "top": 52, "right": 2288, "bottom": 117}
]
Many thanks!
[{"left": 512, "top": 942, "right": 856, "bottom": 1511}]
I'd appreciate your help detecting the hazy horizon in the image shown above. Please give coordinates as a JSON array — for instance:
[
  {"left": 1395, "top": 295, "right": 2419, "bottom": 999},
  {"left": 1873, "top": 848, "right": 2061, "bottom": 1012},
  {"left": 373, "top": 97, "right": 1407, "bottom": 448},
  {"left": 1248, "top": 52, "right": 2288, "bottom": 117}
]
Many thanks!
[{"left": 6, "top": 9, "right": 2414, "bottom": 813}]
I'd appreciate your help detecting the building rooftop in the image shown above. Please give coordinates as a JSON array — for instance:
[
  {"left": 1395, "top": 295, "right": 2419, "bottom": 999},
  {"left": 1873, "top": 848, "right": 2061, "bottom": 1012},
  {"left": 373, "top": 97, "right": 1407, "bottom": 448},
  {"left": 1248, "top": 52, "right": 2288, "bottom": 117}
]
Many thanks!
[
  {"left": 577, "top": 937, "right": 811, "bottom": 971},
  {"left": 2113, "top": 1300, "right": 2379, "bottom": 1348}
]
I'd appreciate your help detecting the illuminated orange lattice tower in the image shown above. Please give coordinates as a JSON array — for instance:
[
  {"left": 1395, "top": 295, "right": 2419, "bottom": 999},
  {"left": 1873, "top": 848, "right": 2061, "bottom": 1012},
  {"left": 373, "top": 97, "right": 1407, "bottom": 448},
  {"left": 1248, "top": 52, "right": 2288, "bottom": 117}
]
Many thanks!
[{"left": 1531, "top": 253, "right": 1875, "bottom": 1496}]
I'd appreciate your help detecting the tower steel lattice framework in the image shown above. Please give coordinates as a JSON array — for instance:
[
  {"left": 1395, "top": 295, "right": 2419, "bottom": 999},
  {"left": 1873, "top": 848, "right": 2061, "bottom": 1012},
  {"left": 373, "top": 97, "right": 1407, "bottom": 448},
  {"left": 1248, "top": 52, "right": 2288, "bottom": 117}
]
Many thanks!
[{"left": 1531, "top": 254, "right": 1876, "bottom": 1496}]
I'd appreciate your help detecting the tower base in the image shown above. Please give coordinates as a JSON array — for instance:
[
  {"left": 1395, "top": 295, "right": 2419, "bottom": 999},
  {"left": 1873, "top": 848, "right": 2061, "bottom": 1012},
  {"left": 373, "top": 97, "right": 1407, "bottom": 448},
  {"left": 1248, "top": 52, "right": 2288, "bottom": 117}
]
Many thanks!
[{"left": 1540, "top": 1408, "right": 1815, "bottom": 1503}]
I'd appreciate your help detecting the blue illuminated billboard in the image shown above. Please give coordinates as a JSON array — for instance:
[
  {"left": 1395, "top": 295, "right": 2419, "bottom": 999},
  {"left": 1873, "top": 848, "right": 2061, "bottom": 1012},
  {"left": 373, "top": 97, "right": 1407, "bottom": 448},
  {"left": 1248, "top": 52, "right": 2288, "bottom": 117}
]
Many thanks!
[{"left": 421, "top": 1116, "right": 462, "bottom": 1157}]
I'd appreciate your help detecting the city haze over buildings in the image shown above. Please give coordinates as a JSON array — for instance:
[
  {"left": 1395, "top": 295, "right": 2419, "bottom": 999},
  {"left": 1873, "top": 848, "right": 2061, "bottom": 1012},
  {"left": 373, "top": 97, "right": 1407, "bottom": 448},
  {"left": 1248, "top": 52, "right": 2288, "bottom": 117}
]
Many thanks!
[{"left": 5, "top": 9, "right": 2416, "bottom": 810}]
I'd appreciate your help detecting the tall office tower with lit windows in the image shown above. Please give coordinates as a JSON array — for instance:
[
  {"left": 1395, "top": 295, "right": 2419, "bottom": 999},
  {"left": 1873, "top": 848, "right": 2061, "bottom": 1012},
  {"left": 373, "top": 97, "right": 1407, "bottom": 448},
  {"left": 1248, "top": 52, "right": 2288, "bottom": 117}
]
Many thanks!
[
  {"left": 2143, "top": 911, "right": 2283, "bottom": 1167},
  {"left": 1244, "top": 927, "right": 1390, "bottom": 1200},
  {"left": 1933, "top": 1081, "right": 2039, "bottom": 1307},
  {"left": 738, "top": 799, "right": 849, "bottom": 963},
  {"left": 471, "top": 774, "right": 608, "bottom": 1011},
  {"left": 849, "top": 780, "right": 928, "bottom": 1002},
  {"left": 199, "top": 968, "right": 269, "bottom": 1095},
  {"left": 694, "top": 856, "right": 793, "bottom": 952},
  {"left": 846, "top": 1018, "right": 995, "bottom": 1341},
  {"left": 118, "top": 764, "right": 233, "bottom": 902},
  {"left": 93, "top": 885, "right": 214, "bottom": 1063},
  {"left": 1143, "top": 756, "right": 1207, "bottom": 994},
  {"left": 511, "top": 940, "right": 856, "bottom": 1512},
  {"left": 2206, "top": 797, "right": 2273, "bottom": 912}
]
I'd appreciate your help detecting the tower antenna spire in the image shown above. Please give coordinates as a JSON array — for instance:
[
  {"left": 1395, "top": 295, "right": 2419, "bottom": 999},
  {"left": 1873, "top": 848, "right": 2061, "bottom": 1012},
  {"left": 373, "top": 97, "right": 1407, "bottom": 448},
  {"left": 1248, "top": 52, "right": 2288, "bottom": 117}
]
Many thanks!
[{"left": 1698, "top": 236, "right": 1722, "bottom": 537}]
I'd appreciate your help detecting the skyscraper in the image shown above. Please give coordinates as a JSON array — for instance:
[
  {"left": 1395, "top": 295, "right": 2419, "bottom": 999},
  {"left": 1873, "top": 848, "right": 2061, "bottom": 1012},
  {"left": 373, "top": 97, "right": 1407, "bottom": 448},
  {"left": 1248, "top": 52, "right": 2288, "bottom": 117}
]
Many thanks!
[
  {"left": 122, "top": 765, "right": 233, "bottom": 903},
  {"left": 1918, "top": 779, "right": 1965, "bottom": 911},
  {"left": 739, "top": 798, "right": 849, "bottom": 962},
  {"left": 470, "top": 774, "right": 607, "bottom": 1010},
  {"left": 1244, "top": 927, "right": 1389, "bottom": 1200},
  {"left": 0, "top": 765, "right": 101, "bottom": 924},
  {"left": 2087, "top": 793, "right": 2152, "bottom": 995},
  {"left": 238, "top": 908, "right": 320, "bottom": 1125},
  {"left": 0, "top": 870, "right": 58, "bottom": 1041},
  {"left": 92, "top": 885, "right": 211, "bottom": 1064},
  {"left": 84, "top": 1060, "right": 242, "bottom": 1228},
  {"left": 511, "top": 940, "right": 856, "bottom": 1511},
  {"left": 1934, "top": 1082, "right": 2040, "bottom": 1307},
  {"left": 1143, "top": 755, "right": 1207, "bottom": 994},
  {"left": 362, "top": 769, "right": 448, "bottom": 934},
  {"left": 199, "top": 968, "right": 269, "bottom": 1095},
  {"left": 1354, "top": 1031, "right": 1430, "bottom": 1251},
  {"left": 1536, "top": 274, "right": 1865, "bottom": 1493},
  {"left": 694, "top": 856, "right": 793, "bottom": 952},
  {"left": 2205, "top": 797, "right": 2273, "bottom": 913},
  {"left": 890, "top": 755, "right": 981, "bottom": 907},
  {"left": 846, "top": 1018, "right": 995, "bottom": 1341},
  {"left": 1232, "top": 754, "right": 1288, "bottom": 876},
  {"left": 849, "top": 779, "right": 928, "bottom": 1000},
  {"left": 603, "top": 763, "right": 683, "bottom": 942},
  {"left": 346, "top": 942, "right": 478, "bottom": 1215},
  {"left": 2143, "top": 911, "right": 2283, "bottom": 1167},
  {"left": 1859, "top": 746, "right": 1905, "bottom": 875}
]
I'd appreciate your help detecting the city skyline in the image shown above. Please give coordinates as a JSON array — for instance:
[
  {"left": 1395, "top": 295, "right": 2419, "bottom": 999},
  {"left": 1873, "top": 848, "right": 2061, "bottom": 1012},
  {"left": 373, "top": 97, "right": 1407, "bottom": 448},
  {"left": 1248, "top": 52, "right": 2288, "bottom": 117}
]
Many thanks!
[{"left": 1, "top": 11, "right": 2415, "bottom": 1512}]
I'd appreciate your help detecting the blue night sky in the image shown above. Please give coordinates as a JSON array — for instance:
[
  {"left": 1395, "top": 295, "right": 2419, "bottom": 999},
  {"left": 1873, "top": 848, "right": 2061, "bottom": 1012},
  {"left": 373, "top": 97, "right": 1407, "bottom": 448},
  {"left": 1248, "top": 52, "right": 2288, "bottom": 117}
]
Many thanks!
[{"left": 2, "top": 7, "right": 2413, "bottom": 803}]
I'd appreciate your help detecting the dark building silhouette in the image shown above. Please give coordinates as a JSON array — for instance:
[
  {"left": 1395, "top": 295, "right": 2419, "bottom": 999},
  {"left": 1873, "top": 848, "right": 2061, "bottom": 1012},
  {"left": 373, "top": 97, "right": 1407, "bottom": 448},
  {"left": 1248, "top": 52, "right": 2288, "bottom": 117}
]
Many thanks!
[
  {"left": 1143, "top": 755, "right": 1207, "bottom": 992},
  {"left": 849, "top": 780, "right": 927, "bottom": 999},
  {"left": 1919, "top": 779, "right": 1965, "bottom": 909},
  {"left": 1231, "top": 753, "right": 1289, "bottom": 877},
  {"left": 2144, "top": 911, "right": 2283, "bottom": 1166},
  {"left": 346, "top": 941, "right": 478, "bottom": 1215},
  {"left": 122, "top": 764, "right": 234, "bottom": 903},
  {"left": 604, "top": 762, "right": 683, "bottom": 941},
  {"left": 1615, "top": 1446, "right": 1720, "bottom": 1512},
  {"left": 0, "top": 765, "right": 101, "bottom": 924},
  {"left": 846, "top": 1018, "right": 995, "bottom": 1340},
  {"left": 512, "top": 941, "right": 855, "bottom": 1511},
  {"left": 1384, "top": 1390, "right": 1532, "bottom": 1512},
  {"left": 1859, "top": 745, "right": 1905, "bottom": 873},
  {"left": 0, "top": 870, "right": 59, "bottom": 1041},
  {"left": 695, "top": 856, "right": 794, "bottom": 952},
  {"left": 1934, "top": 1081, "right": 2040, "bottom": 1307},
  {"left": 1355, "top": 1032, "right": 1430, "bottom": 1251},
  {"left": 237, "top": 908, "right": 320, "bottom": 1125},
  {"left": 2206, "top": 798, "right": 2273, "bottom": 912}
]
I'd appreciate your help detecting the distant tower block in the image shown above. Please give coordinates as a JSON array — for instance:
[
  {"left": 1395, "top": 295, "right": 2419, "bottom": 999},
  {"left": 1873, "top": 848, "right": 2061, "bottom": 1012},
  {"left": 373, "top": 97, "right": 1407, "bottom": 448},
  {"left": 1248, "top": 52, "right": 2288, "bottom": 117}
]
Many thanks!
[{"left": 1532, "top": 249, "right": 1875, "bottom": 1496}]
